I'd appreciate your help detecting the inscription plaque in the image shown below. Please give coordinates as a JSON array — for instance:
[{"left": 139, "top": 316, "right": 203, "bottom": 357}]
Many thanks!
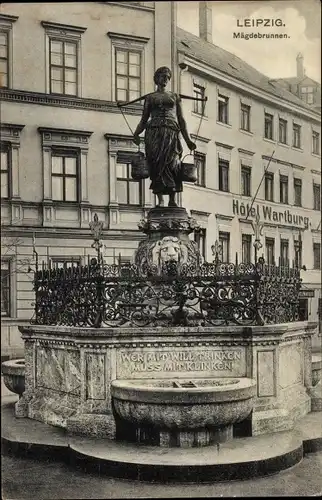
[{"left": 116, "top": 347, "right": 246, "bottom": 379}]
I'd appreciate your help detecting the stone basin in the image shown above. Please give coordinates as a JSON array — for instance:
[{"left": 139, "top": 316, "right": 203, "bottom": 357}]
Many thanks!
[
  {"left": 111, "top": 377, "right": 256, "bottom": 447},
  {"left": 2, "top": 359, "right": 25, "bottom": 397}
]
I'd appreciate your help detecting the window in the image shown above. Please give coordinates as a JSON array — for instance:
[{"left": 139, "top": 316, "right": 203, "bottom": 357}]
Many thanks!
[
  {"left": 279, "top": 175, "right": 288, "bottom": 204},
  {"left": 219, "top": 159, "right": 229, "bottom": 192},
  {"left": 194, "top": 152, "right": 206, "bottom": 187},
  {"left": 194, "top": 228, "right": 206, "bottom": 260},
  {"left": 313, "top": 183, "right": 321, "bottom": 211},
  {"left": 301, "top": 86, "right": 314, "bottom": 104},
  {"left": 193, "top": 84, "right": 205, "bottom": 115},
  {"left": 241, "top": 166, "right": 251, "bottom": 196},
  {"left": 218, "top": 94, "right": 229, "bottom": 124},
  {"left": 219, "top": 232, "right": 230, "bottom": 263},
  {"left": 0, "top": 15, "right": 17, "bottom": 89},
  {"left": 313, "top": 131, "right": 320, "bottom": 155},
  {"left": 265, "top": 238, "right": 275, "bottom": 266},
  {"left": 313, "top": 243, "right": 321, "bottom": 270},
  {"left": 116, "top": 162, "right": 142, "bottom": 205},
  {"left": 279, "top": 118, "right": 287, "bottom": 144},
  {"left": 1, "top": 260, "right": 10, "bottom": 317},
  {"left": 294, "top": 239, "right": 302, "bottom": 269},
  {"left": 299, "top": 299, "right": 308, "bottom": 321},
  {"left": 242, "top": 234, "right": 252, "bottom": 263},
  {"left": 294, "top": 178, "right": 302, "bottom": 207},
  {"left": 51, "top": 258, "right": 80, "bottom": 270},
  {"left": 240, "top": 104, "right": 251, "bottom": 132},
  {"left": 280, "top": 239, "right": 289, "bottom": 267},
  {"left": 49, "top": 39, "right": 78, "bottom": 95},
  {"left": 42, "top": 21, "right": 86, "bottom": 96},
  {"left": 0, "top": 30, "right": 8, "bottom": 88},
  {"left": 51, "top": 152, "right": 79, "bottom": 202},
  {"left": 264, "top": 172, "right": 274, "bottom": 202},
  {"left": 1, "top": 144, "right": 9, "bottom": 199},
  {"left": 115, "top": 49, "right": 141, "bottom": 102},
  {"left": 264, "top": 113, "right": 274, "bottom": 140},
  {"left": 293, "top": 123, "right": 301, "bottom": 149}
]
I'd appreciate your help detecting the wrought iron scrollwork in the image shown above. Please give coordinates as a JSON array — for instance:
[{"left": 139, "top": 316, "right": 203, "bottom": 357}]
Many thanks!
[{"left": 31, "top": 258, "right": 301, "bottom": 328}]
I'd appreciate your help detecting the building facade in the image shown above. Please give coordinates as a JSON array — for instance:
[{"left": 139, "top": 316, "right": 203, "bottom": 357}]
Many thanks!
[
  {"left": 1, "top": 1, "right": 321, "bottom": 357},
  {"left": 0, "top": 1, "right": 176, "bottom": 357},
  {"left": 176, "top": 11, "right": 321, "bottom": 332}
]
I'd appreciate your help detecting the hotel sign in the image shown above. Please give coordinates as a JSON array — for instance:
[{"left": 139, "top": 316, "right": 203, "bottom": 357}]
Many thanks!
[{"left": 233, "top": 200, "right": 310, "bottom": 229}]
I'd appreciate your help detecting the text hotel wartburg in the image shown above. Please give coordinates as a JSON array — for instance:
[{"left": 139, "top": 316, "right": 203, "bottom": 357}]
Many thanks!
[{"left": 233, "top": 18, "right": 290, "bottom": 40}]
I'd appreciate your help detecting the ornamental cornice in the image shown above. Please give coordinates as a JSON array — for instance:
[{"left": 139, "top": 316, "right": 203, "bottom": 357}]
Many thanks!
[
  {"left": 107, "top": 31, "right": 150, "bottom": 44},
  {"left": 41, "top": 21, "right": 87, "bottom": 34},
  {"left": 138, "top": 216, "right": 200, "bottom": 234},
  {"left": 37, "top": 340, "right": 76, "bottom": 347},
  {"left": 23, "top": 337, "right": 311, "bottom": 349},
  {"left": 0, "top": 14, "right": 19, "bottom": 24},
  {"left": 38, "top": 126, "right": 93, "bottom": 138},
  {"left": 0, "top": 123, "right": 25, "bottom": 144},
  {"left": 38, "top": 126, "right": 93, "bottom": 150},
  {"left": 215, "top": 141, "right": 234, "bottom": 150},
  {"left": 238, "top": 148, "right": 255, "bottom": 156},
  {"left": 0, "top": 89, "right": 143, "bottom": 115}
]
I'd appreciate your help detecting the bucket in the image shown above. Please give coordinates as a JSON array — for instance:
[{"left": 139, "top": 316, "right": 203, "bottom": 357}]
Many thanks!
[
  {"left": 181, "top": 153, "right": 197, "bottom": 183},
  {"left": 131, "top": 150, "right": 149, "bottom": 180}
]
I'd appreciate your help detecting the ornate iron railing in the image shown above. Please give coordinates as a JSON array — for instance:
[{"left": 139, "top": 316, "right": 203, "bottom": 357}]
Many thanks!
[{"left": 31, "top": 259, "right": 301, "bottom": 328}]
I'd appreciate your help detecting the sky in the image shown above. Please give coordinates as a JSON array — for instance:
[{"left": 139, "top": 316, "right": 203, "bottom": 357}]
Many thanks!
[{"left": 176, "top": 0, "right": 321, "bottom": 83}]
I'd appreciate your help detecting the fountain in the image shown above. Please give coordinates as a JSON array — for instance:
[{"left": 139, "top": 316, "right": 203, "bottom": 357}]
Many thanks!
[
  {"left": 111, "top": 378, "right": 256, "bottom": 447},
  {"left": 2, "top": 67, "right": 320, "bottom": 481},
  {"left": 2, "top": 359, "right": 25, "bottom": 397}
]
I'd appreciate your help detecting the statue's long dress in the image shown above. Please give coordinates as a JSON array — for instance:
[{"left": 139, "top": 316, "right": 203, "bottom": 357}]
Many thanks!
[{"left": 144, "top": 92, "right": 183, "bottom": 195}]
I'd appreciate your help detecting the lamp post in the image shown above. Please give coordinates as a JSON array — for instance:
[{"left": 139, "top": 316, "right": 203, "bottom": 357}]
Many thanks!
[
  {"left": 251, "top": 213, "right": 264, "bottom": 264},
  {"left": 89, "top": 213, "right": 104, "bottom": 266},
  {"left": 211, "top": 240, "right": 222, "bottom": 266}
]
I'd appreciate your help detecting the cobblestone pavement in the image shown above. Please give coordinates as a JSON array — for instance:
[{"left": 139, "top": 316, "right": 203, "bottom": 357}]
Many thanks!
[{"left": 2, "top": 451, "right": 322, "bottom": 499}]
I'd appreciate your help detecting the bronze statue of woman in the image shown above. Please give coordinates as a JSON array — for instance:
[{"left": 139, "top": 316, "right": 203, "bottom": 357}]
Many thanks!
[{"left": 133, "top": 66, "right": 196, "bottom": 207}]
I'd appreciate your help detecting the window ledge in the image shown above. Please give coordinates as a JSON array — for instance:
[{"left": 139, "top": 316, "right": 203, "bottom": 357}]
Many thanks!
[
  {"left": 118, "top": 204, "right": 143, "bottom": 211},
  {"left": 312, "top": 153, "right": 321, "bottom": 158},
  {"left": 278, "top": 141, "right": 289, "bottom": 148},
  {"left": 291, "top": 146, "right": 303, "bottom": 153},
  {"left": 191, "top": 112, "right": 208, "bottom": 121},
  {"left": 217, "top": 121, "right": 231, "bottom": 129},
  {"left": 47, "top": 201, "right": 80, "bottom": 207},
  {"left": 239, "top": 129, "right": 253, "bottom": 136},
  {"left": 1, "top": 317, "right": 30, "bottom": 324},
  {"left": 263, "top": 137, "right": 275, "bottom": 144}
]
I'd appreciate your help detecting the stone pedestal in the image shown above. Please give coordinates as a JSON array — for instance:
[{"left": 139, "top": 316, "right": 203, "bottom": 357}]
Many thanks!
[
  {"left": 17, "top": 321, "right": 317, "bottom": 438},
  {"left": 135, "top": 206, "right": 202, "bottom": 274}
]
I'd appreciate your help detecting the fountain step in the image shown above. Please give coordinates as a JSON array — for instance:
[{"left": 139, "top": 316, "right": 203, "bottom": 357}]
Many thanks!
[{"left": 2, "top": 399, "right": 322, "bottom": 483}]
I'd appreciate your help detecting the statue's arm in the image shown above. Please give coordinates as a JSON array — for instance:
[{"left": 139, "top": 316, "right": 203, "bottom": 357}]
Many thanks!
[
  {"left": 134, "top": 97, "right": 150, "bottom": 138},
  {"left": 176, "top": 96, "right": 196, "bottom": 151}
]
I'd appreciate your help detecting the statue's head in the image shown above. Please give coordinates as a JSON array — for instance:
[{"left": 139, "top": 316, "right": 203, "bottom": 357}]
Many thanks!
[{"left": 154, "top": 66, "right": 172, "bottom": 87}]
